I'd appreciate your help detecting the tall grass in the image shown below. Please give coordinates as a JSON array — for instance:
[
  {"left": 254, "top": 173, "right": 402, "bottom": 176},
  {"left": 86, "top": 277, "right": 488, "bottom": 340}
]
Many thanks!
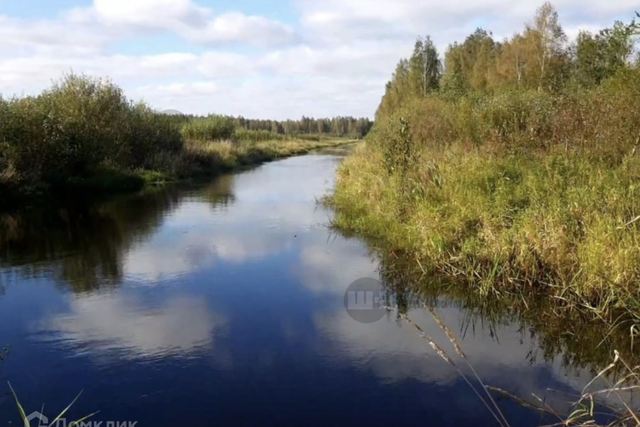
[
  {"left": 234, "top": 129, "right": 288, "bottom": 142},
  {"left": 181, "top": 115, "right": 236, "bottom": 141},
  {"left": 328, "top": 68, "right": 640, "bottom": 322},
  {"left": 183, "top": 139, "right": 350, "bottom": 173},
  {"left": 8, "top": 383, "right": 98, "bottom": 427}
]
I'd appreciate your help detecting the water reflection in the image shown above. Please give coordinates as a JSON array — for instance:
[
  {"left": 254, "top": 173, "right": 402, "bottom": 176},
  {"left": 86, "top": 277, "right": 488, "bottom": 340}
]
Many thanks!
[
  {"left": 0, "top": 178, "right": 234, "bottom": 292},
  {"left": 0, "top": 153, "right": 636, "bottom": 426},
  {"left": 370, "top": 248, "right": 640, "bottom": 373},
  {"left": 0, "top": 191, "right": 179, "bottom": 292},
  {"left": 290, "top": 233, "right": 608, "bottom": 416},
  {"left": 39, "top": 294, "right": 226, "bottom": 361}
]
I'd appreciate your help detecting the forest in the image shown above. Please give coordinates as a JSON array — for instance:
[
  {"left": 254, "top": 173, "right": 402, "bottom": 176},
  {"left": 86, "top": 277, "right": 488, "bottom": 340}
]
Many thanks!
[
  {"left": 378, "top": 4, "right": 639, "bottom": 117},
  {"left": 329, "top": 3, "right": 640, "bottom": 320},
  {"left": 179, "top": 114, "right": 372, "bottom": 141}
]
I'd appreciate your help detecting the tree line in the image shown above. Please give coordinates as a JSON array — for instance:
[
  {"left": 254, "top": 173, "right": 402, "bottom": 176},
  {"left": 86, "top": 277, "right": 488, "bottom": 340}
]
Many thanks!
[
  {"left": 175, "top": 114, "right": 373, "bottom": 140},
  {"left": 377, "top": 3, "right": 639, "bottom": 119}
]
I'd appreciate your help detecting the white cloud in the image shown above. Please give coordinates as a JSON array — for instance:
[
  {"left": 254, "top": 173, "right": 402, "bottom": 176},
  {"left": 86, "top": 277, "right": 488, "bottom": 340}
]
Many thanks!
[
  {"left": 197, "top": 51, "right": 257, "bottom": 78},
  {"left": 299, "top": 0, "right": 638, "bottom": 43},
  {"left": 0, "top": 15, "right": 109, "bottom": 56},
  {"left": 190, "top": 12, "right": 298, "bottom": 47},
  {"left": 0, "top": 0, "right": 638, "bottom": 118},
  {"left": 261, "top": 41, "right": 405, "bottom": 79},
  {"left": 39, "top": 293, "right": 227, "bottom": 360},
  {"left": 132, "top": 75, "right": 383, "bottom": 118},
  {"left": 93, "top": 0, "right": 211, "bottom": 30},
  {"left": 85, "top": 0, "right": 297, "bottom": 48}
]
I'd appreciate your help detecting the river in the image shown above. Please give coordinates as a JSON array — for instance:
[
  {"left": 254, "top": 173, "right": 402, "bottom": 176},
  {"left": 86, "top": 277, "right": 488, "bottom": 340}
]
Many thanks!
[{"left": 0, "top": 148, "right": 630, "bottom": 426}]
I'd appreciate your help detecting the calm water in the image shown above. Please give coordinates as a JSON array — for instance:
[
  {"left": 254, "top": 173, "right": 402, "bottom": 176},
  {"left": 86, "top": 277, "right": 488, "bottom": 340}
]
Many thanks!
[{"left": 0, "top": 150, "right": 627, "bottom": 426}]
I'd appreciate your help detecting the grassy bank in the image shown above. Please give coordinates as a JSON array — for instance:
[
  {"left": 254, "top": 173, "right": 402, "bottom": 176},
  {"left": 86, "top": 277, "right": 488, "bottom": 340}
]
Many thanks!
[
  {"left": 0, "top": 75, "right": 354, "bottom": 206},
  {"left": 330, "top": 138, "right": 640, "bottom": 315},
  {"left": 181, "top": 138, "right": 354, "bottom": 175},
  {"left": 328, "top": 5, "right": 640, "bottom": 323}
]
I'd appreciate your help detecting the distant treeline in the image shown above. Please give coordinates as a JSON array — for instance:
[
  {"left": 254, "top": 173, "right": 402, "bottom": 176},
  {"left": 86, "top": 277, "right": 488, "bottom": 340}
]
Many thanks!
[
  {"left": 236, "top": 116, "right": 373, "bottom": 138},
  {"left": 178, "top": 114, "right": 373, "bottom": 142}
]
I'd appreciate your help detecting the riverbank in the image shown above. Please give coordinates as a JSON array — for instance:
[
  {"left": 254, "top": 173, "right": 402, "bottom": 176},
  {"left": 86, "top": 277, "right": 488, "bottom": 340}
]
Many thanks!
[
  {"left": 1, "top": 138, "right": 354, "bottom": 207},
  {"left": 0, "top": 74, "right": 359, "bottom": 207},
  {"left": 326, "top": 7, "right": 640, "bottom": 327},
  {"left": 328, "top": 136, "right": 640, "bottom": 326}
]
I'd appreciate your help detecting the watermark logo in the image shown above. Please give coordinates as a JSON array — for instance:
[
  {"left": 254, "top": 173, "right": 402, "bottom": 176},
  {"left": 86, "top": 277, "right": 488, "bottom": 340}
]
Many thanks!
[
  {"left": 23, "top": 412, "right": 136, "bottom": 427},
  {"left": 343, "top": 278, "right": 387, "bottom": 323},
  {"left": 160, "top": 109, "right": 184, "bottom": 116},
  {"left": 26, "top": 412, "right": 47, "bottom": 426}
]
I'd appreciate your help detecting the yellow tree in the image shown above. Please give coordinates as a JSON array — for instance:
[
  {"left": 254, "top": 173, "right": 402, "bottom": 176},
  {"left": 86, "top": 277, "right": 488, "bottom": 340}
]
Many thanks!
[{"left": 494, "top": 33, "right": 535, "bottom": 89}]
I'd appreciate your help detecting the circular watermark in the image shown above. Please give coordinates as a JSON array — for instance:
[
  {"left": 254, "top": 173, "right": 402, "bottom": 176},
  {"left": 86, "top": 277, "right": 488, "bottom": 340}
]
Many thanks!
[
  {"left": 343, "top": 278, "right": 387, "bottom": 323},
  {"left": 160, "top": 109, "right": 184, "bottom": 116}
]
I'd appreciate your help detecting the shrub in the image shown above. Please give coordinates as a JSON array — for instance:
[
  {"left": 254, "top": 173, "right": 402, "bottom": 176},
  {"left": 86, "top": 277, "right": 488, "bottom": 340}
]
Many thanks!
[
  {"left": 0, "top": 74, "right": 184, "bottom": 193},
  {"left": 181, "top": 115, "right": 237, "bottom": 141},
  {"left": 234, "top": 129, "right": 287, "bottom": 142}
]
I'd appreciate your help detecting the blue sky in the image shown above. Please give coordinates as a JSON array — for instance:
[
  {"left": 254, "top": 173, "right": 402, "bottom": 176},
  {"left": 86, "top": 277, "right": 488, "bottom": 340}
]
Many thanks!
[{"left": 0, "top": 0, "right": 637, "bottom": 119}]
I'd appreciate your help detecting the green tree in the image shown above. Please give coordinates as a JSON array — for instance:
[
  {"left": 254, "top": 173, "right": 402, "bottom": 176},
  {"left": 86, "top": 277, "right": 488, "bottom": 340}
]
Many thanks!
[
  {"left": 528, "top": 2, "right": 567, "bottom": 91},
  {"left": 441, "top": 42, "right": 470, "bottom": 97},
  {"left": 575, "top": 21, "right": 636, "bottom": 86},
  {"left": 409, "top": 36, "right": 442, "bottom": 96}
]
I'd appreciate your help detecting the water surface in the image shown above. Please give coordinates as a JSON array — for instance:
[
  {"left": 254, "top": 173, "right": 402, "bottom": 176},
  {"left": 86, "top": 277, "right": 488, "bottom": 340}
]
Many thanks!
[{"left": 0, "top": 151, "right": 626, "bottom": 426}]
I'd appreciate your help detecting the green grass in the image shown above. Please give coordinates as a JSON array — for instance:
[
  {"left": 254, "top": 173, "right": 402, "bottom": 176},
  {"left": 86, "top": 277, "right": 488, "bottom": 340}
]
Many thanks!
[
  {"left": 327, "top": 68, "right": 640, "bottom": 326},
  {"left": 183, "top": 138, "right": 355, "bottom": 174},
  {"left": 8, "top": 383, "right": 98, "bottom": 427},
  {"left": 329, "top": 142, "right": 640, "bottom": 320}
]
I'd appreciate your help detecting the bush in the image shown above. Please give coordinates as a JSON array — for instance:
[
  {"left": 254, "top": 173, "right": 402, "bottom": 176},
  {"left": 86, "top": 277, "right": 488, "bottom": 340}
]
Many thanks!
[
  {"left": 0, "top": 74, "right": 184, "bottom": 194},
  {"left": 234, "top": 129, "right": 287, "bottom": 142},
  {"left": 181, "top": 115, "right": 237, "bottom": 141},
  {"left": 375, "top": 68, "right": 640, "bottom": 162}
]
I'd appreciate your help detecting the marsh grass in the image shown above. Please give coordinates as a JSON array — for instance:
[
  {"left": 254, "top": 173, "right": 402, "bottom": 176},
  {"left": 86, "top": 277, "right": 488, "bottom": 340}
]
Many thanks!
[
  {"left": 329, "top": 237, "right": 640, "bottom": 425},
  {"left": 181, "top": 115, "right": 236, "bottom": 141},
  {"left": 182, "top": 139, "right": 354, "bottom": 175},
  {"left": 329, "top": 142, "right": 640, "bottom": 322},
  {"left": 392, "top": 306, "right": 512, "bottom": 426},
  {"left": 234, "top": 129, "right": 289, "bottom": 142},
  {"left": 487, "top": 352, "right": 640, "bottom": 426}
]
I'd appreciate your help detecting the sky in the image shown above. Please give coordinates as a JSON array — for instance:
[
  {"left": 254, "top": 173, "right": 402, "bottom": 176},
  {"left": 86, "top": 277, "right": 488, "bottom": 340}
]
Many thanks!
[{"left": 0, "top": 0, "right": 637, "bottom": 119}]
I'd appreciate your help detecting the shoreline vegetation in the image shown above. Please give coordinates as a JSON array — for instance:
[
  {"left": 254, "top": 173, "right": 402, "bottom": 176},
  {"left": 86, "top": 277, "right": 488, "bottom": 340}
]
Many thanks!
[
  {"left": 327, "top": 3, "right": 640, "bottom": 327},
  {"left": 0, "top": 75, "right": 370, "bottom": 207}
]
